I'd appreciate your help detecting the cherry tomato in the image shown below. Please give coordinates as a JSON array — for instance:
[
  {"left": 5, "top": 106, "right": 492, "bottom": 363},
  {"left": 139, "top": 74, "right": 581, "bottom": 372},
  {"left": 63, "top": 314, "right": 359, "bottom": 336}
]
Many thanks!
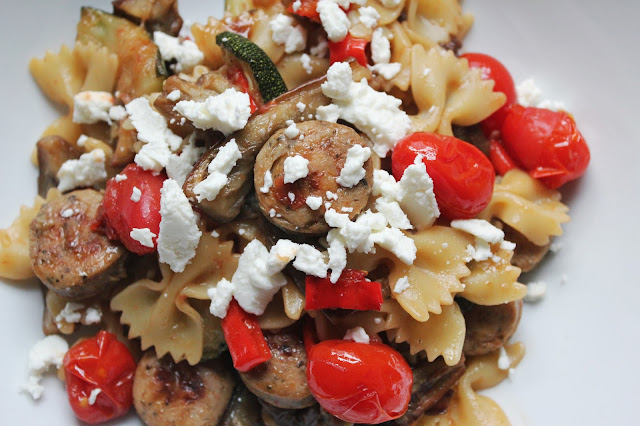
[
  {"left": 462, "top": 53, "right": 516, "bottom": 137},
  {"left": 329, "top": 34, "right": 368, "bottom": 67},
  {"left": 63, "top": 331, "right": 136, "bottom": 424},
  {"left": 101, "top": 164, "right": 166, "bottom": 255},
  {"left": 488, "top": 139, "right": 517, "bottom": 176},
  {"left": 392, "top": 132, "right": 495, "bottom": 220},
  {"left": 501, "top": 105, "right": 590, "bottom": 189},
  {"left": 307, "top": 340, "right": 412, "bottom": 424}
]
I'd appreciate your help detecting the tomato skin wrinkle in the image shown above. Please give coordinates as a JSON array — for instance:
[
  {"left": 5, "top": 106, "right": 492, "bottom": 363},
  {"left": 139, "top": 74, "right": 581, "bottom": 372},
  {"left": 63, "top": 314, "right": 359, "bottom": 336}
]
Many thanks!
[
  {"left": 392, "top": 132, "right": 495, "bottom": 220},
  {"left": 307, "top": 340, "right": 412, "bottom": 424}
]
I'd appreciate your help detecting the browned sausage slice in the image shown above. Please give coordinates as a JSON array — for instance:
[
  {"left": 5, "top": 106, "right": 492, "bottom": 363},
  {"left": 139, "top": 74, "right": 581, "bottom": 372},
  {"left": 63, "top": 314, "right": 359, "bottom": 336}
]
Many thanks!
[
  {"left": 462, "top": 299, "right": 523, "bottom": 357},
  {"left": 240, "top": 326, "right": 315, "bottom": 410},
  {"left": 502, "top": 223, "right": 551, "bottom": 272},
  {"left": 133, "top": 351, "right": 235, "bottom": 426},
  {"left": 36, "top": 135, "right": 82, "bottom": 197},
  {"left": 254, "top": 120, "right": 373, "bottom": 235},
  {"left": 29, "top": 189, "right": 127, "bottom": 300}
]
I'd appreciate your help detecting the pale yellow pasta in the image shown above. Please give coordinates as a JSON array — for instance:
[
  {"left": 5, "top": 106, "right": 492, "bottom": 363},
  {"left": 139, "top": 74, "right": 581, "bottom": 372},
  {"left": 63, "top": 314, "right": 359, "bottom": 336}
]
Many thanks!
[
  {"left": 420, "top": 342, "right": 526, "bottom": 425},
  {"left": 258, "top": 289, "right": 298, "bottom": 330},
  {"left": 461, "top": 248, "right": 527, "bottom": 306},
  {"left": 410, "top": 45, "right": 506, "bottom": 136},
  {"left": 479, "top": 169, "right": 570, "bottom": 246},
  {"left": 384, "top": 22, "right": 413, "bottom": 92},
  {"left": 368, "top": 0, "right": 405, "bottom": 26},
  {"left": 277, "top": 53, "right": 329, "bottom": 90},
  {"left": 0, "top": 189, "right": 59, "bottom": 280},
  {"left": 249, "top": 6, "right": 287, "bottom": 64},
  {"left": 403, "top": 0, "right": 473, "bottom": 50},
  {"left": 192, "top": 17, "right": 230, "bottom": 70},
  {"left": 282, "top": 281, "right": 304, "bottom": 320}
]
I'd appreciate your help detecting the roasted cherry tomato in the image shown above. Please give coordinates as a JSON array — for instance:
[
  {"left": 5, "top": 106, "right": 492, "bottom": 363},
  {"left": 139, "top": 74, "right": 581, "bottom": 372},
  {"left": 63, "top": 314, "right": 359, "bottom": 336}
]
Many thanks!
[
  {"left": 307, "top": 340, "right": 412, "bottom": 424},
  {"left": 501, "top": 105, "right": 590, "bottom": 189},
  {"left": 488, "top": 139, "right": 517, "bottom": 176},
  {"left": 101, "top": 164, "right": 166, "bottom": 255},
  {"left": 227, "top": 66, "right": 258, "bottom": 113},
  {"left": 462, "top": 53, "right": 516, "bottom": 137},
  {"left": 392, "top": 132, "right": 495, "bottom": 219},
  {"left": 63, "top": 331, "right": 136, "bottom": 424},
  {"left": 329, "top": 34, "right": 368, "bottom": 66}
]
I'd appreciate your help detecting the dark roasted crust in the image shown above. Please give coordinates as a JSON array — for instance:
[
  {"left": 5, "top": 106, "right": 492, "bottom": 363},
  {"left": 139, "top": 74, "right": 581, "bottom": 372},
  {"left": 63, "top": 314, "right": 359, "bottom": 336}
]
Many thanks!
[
  {"left": 462, "top": 299, "right": 523, "bottom": 357},
  {"left": 36, "top": 136, "right": 82, "bottom": 197}
]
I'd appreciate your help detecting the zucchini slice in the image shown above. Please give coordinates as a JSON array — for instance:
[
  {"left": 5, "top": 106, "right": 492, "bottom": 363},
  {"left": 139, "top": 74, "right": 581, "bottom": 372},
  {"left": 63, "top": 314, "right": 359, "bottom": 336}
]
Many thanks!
[
  {"left": 216, "top": 31, "right": 288, "bottom": 103},
  {"left": 77, "top": 7, "right": 168, "bottom": 102}
]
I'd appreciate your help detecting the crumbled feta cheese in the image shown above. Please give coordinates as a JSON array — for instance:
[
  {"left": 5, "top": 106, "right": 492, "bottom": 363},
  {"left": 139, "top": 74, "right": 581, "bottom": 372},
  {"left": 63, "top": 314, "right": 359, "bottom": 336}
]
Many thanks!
[
  {"left": 57, "top": 149, "right": 107, "bottom": 192},
  {"left": 76, "top": 135, "right": 88, "bottom": 147},
  {"left": 60, "top": 208, "right": 75, "bottom": 218},
  {"left": 260, "top": 170, "right": 273, "bottom": 193},
  {"left": 379, "top": 0, "right": 401, "bottom": 6},
  {"left": 115, "top": 173, "right": 127, "bottom": 182},
  {"left": 524, "top": 281, "right": 547, "bottom": 303},
  {"left": 108, "top": 105, "right": 127, "bottom": 122},
  {"left": 267, "top": 239, "right": 300, "bottom": 275},
  {"left": 357, "top": 6, "right": 380, "bottom": 28},
  {"left": 131, "top": 187, "right": 142, "bottom": 202},
  {"left": 269, "top": 208, "right": 277, "bottom": 217},
  {"left": 292, "top": 244, "right": 328, "bottom": 278},
  {"left": 310, "top": 37, "right": 329, "bottom": 57},
  {"left": 368, "top": 63, "right": 401, "bottom": 80},
  {"left": 315, "top": 104, "right": 341, "bottom": 122},
  {"left": 550, "top": 240, "right": 563, "bottom": 253},
  {"left": 344, "top": 326, "right": 370, "bottom": 343},
  {"left": 167, "top": 90, "right": 181, "bottom": 102},
  {"left": 21, "top": 335, "right": 68, "bottom": 400},
  {"left": 207, "top": 278, "right": 235, "bottom": 318},
  {"left": 300, "top": 53, "right": 313, "bottom": 74},
  {"left": 288, "top": 192, "right": 296, "bottom": 202},
  {"left": 337, "top": 145, "right": 371, "bottom": 187},
  {"left": 270, "top": 14, "right": 307, "bottom": 54},
  {"left": 497, "top": 346, "right": 511, "bottom": 370},
  {"left": 450, "top": 219, "right": 505, "bottom": 244},
  {"left": 516, "top": 78, "right": 566, "bottom": 111},
  {"left": 166, "top": 134, "right": 206, "bottom": 186},
  {"left": 55, "top": 302, "right": 84, "bottom": 325},
  {"left": 375, "top": 198, "right": 411, "bottom": 229},
  {"left": 370, "top": 227, "right": 416, "bottom": 264},
  {"left": 371, "top": 28, "right": 391, "bottom": 64},
  {"left": 153, "top": 31, "right": 204, "bottom": 73},
  {"left": 88, "top": 388, "right": 102, "bottom": 406},
  {"left": 296, "top": 102, "right": 307, "bottom": 113},
  {"left": 175, "top": 89, "right": 252, "bottom": 135},
  {"left": 292, "top": 0, "right": 302, "bottom": 11},
  {"left": 394, "top": 276, "right": 410, "bottom": 294},
  {"left": 84, "top": 307, "right": 102, "bottom": 324},
  {"left": 321, "top": 62, "right": 410, "bottom": 157},
  {"left": 130, "top": 228, "right": 156, "bottom": 248},
  {"left": 284, "top": 155, "right": 310, "bottom": 183},
  {"left": 317, "top": 0, "right": 351, "bottom": 42},
  {"left": 193, "top": 139, "right": 242, "bottom": 201},
  {"left": 72, "top": 91, "right": 115, "bottom": 124},
  {"left": 326, "top": 191, "right": 339, "bottom": 200},
  {"left": 341, "top": 207, "right": 353, "bottom": 212},
  {"left": 126, "top": 97, "right": 182, "bottom": 171},
  {"left": 306, "top": 196, "right": 323, "bottom": 210},
  {"left": 284, "top": 121, "right": 301, "bottom": 139},
  {"left": 327, "top": 230, "right": 347, "bottom": 282},
  {"left": 157, "top": 179, "right": 202, "bottom": 272}
]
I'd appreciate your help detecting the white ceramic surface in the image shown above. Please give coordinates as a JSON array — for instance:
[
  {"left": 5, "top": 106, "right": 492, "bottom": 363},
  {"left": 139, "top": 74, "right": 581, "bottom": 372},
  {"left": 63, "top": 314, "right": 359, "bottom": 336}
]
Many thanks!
[{"left": 1, "top": 1, "right": 638, "bottom": 424}]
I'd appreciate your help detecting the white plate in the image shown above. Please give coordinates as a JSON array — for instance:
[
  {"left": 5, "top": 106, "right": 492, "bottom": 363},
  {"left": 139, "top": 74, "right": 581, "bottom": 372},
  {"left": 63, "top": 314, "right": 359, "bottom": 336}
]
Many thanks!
[{"left": 1, "top": 1, "right": 638, "bottom": 425}]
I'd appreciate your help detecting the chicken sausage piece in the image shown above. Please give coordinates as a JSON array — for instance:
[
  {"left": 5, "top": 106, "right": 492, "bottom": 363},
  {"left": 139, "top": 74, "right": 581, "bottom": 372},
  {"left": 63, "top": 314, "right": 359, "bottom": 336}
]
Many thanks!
[
  {"left": 462, "top": 299, "right": 523, "bottom": 357},
  {"left": 240, "top": 326, "right": 315, "bottom": 409},
  {"left": 254, "top": 120, "right": 373, "bottom": 235},
  {"left": 29, "top": 189, "right": 127, "bottom": 300},
  {"left": 133, "top": 351, "right": 235, "bottom": 426},
  {"left": 502, "top": 223, "right": 551, "bottom": 272},
  {"left": 36, "top": 135, "right": 82, "bottom": 197}
]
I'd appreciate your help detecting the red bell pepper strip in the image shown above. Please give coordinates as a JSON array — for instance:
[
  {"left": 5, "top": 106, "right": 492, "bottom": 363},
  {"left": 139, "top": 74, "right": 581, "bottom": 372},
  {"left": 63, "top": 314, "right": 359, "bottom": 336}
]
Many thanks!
[
  {"left": 488, "top": 139, "right": 516, "bottom": 176},
  {"left": 221, "top": 299, "right": 272, "bottom": 372},
  {"left": 227, "top": 67, "right": 258, "bottom": 113},
  {"left": 305, "top": 269, "right": 383, "bottom": 311},
  {"left": 288, "top": 0, "right": 321, "bottom": 22},
  {"left": 329, "top": 34, "right": 368, "bottom": 67}
]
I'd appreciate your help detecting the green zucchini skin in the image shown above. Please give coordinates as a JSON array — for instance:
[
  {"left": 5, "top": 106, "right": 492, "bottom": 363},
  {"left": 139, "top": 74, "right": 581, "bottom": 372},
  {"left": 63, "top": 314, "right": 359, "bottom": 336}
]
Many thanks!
[{"left": 216, "top": 31, "right": 288, "bottom": 103}]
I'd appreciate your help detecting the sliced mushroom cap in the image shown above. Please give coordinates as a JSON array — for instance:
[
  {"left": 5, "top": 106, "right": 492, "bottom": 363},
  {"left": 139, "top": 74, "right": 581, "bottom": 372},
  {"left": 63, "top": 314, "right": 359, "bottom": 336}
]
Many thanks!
[
  {"left": 254, "top": 120, "right": 373, "bottom": 235},
  {"left": 462, "top": 299, "right": 523, "bottom": 357}
]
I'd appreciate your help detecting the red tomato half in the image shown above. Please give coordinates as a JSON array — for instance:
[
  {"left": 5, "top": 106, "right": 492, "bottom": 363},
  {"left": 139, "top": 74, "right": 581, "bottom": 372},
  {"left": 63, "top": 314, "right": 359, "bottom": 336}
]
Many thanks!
[
  {"left": 392, "top": 132, "right": 495, "bottom": 220},
  {"left": 501, "top": 105, "right": 590, "bottom": 189},
  {"left": 101, "top": 164, "right": 166, "bottom": 255},
  {"left": 63, "top": 331, "right": 136, "bottom": 424},
  {"left": 307, "top": 340, "right": 412, "bottom": 424},
  {"left": 462, "top": 53, "right": 516, "bottom": 137}
]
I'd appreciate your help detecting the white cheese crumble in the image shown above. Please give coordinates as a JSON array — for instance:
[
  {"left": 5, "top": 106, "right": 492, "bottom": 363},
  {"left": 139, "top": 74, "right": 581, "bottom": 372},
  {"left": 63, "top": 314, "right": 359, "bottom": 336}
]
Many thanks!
[
  {"left": 497, "top": 346, "right": 511, "bottom": 370},
  {"left": 60, "top": 208, "right": 75, "bottom": 218},
  {"left": 126, "top": 97, "right": 182, "bottom": 172},
  {"left": 326, "top": 191, "right": 338, "bottom": 200},
  {"left": 21, "top": 335, "right": 68, "bottom": 400},
  {"left": 368, "top": 63, "right": 402, "bottom": 80},
  {"left": 310, "top": 37, "right": 329, "bottom": 57},
  {"left": 516, "top": 78, "right": 566, "bottom": 111},
  {"left": 321, "top": 62, "right": 411, "bottom": 157},
  {"left": 88, "top": 388, "right": 102, "bottom": 406},
  {"left": 394, "top": 276, "right": 410, "bottom": 294},
  {"left": 85, "top": 307, "right": 102, "bottom": 324},
  {"left": 337, "top": 145, "right": 371, "bottom": 187},
  {"left": 300, "top": 53, "right": 313, "bottom": 74},
  {"left": 292, "top": 0, "right": 302, "bottom": 11},
  {"left": 55, "top": 303, "right": 101, "bottom": 327},
  {"left": 72, "top": 91, "right": 115, "bottom": 124},
  {"left": 76, "top": 135, "right": 88, "bottom": 147},
  {"left": 283, "top": 155, "right": 309, "bottom": 183},
  {"left": 327, "top": 231, "right": 347, "bottom": 282},
  {"left": 288, "top": 192, "right": 296, "bottom": 202},
  {"left": 451, "top": 219, "right": 515, "bottom": 262},
  {"left": 260, "top": 170, "right": 273, "bottom": 193},
  {"left": 175, "top": 88, "right": 252, "bottom": 135},
  {"left": 306, "top": 196, "right": 323, "bottom": 210},
  {"left": 292, "top": 244, "right": 329, "bottom": 278},
  {"left": 344, "top": 326, "right": 370, "bottom": 344},
  {"left": 316, "top": 0, "right": 351, "bottom": 42},
  {"left": 57, "top": 149, "right": 107, "bottom": 192},
  {"left": 193, "top": 139, "right": 242, "bottom": 202},
  {"left": 114, "top": 173, "right": 127, "bottom": 182},
  {"left": 157, "top": 179, "right": 202, "bottom": 273},
  {"left": 284, "top": 121, "right": 301, "bottom": 139},
  {"left": 296, "top": 102, "right": 307, "bottom": 113},
  {"left": 207, "top": 278, "right": 235, "bottom": 318},
  {"left": 524, "top": 281, "right": 547, "bottom": 303},
  {"left": 131, "top": 187, "right": 142, "bottom": 202},
  {"left": 130, "top": 228, "right": 156, "bottom": 248},
  {"left": 371, "top": 28, "right": 391, "bottom": 64},
  {"left": 153, "top": 31, "right": 204, "bottom": 73},
  {"left": 167, "top": 89, "right": 182, "bottom": 102},
  {"left": 166, "top": 134, "right": 206, "bottom": 186},
  {"left": 357, "top": 6, "right": 380, "bottom": 28},
  {"left": 108, "top": 105, "right": 127, "bottom": 122},
  {"left": 379, "top": 0, "right": 401, "bottom": 6},
  {"left": 315, "top": 104, "right": 341, "bottom": 122},
  {"left": 270, "top": 14, "right": 307, "bottom": 54}
]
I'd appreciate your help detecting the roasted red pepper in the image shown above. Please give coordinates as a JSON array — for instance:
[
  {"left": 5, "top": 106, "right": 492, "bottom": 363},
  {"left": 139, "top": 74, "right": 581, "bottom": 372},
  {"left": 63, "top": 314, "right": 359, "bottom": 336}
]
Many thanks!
[
  {"left": 329, "top": 34, "right": 368, "bottom": 66},
  {"left": 221, "top": 299, "right": 272, "bottom": 372},
  {"left": 488, "top": 139, "right": 516, "bottom": 176},
  {"left": 288, "top": 0, "right": 321, "bottom": 22},
  {"left": 227, "top": 66, "right": 258, "bottom": 113},
  {"left": 305, "top": 269, "right": 383, "bottom": 311}
]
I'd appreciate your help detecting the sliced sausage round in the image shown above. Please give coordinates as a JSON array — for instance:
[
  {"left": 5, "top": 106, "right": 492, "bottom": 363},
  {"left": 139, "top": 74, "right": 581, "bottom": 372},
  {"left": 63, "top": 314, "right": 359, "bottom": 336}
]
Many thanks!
[
  {"left": 502, "top": 223, "right": 551, "bottom": 272},
  {"left": 462, "top": 299, "right": 523, "bottom": 357},
  {"left": 29, "top": 189, "right": 127, "bottom": 300},
  {"left": 240, "top": 326, "right": 315, "bottom": 409},
  {"left": 133, "top": 351, "right": 235, "bottom": 426},
  {"left": 254, "top": 120, "right": 373, "bottom": 235}
]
